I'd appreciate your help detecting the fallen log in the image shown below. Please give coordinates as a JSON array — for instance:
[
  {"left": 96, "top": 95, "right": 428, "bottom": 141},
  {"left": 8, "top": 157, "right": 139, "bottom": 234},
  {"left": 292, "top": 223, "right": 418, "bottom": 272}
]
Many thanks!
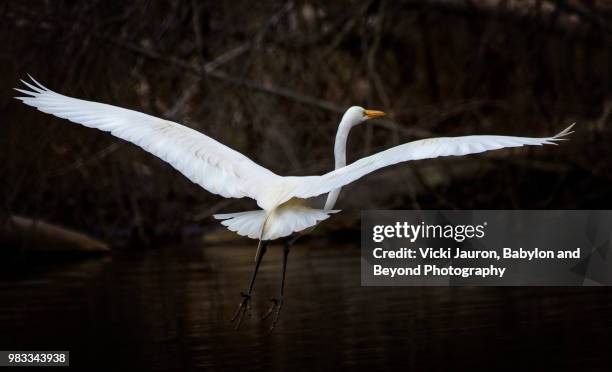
[{"left": 1, "top": 215, "right": 110, "bottom": 254}]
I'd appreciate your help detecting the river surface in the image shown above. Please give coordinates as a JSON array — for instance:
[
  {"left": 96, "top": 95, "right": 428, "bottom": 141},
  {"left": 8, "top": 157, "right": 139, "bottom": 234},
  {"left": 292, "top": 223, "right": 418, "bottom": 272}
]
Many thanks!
[{"left": 1, "top": 241, "right": 611, "bottom": 371}]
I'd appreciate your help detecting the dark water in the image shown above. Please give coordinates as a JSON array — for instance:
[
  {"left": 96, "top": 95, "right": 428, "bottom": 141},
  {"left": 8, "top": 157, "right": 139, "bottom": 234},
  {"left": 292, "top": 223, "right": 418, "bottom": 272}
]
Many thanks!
[{"left": 1, "top": 241, "right": 612, "bottom": 371}]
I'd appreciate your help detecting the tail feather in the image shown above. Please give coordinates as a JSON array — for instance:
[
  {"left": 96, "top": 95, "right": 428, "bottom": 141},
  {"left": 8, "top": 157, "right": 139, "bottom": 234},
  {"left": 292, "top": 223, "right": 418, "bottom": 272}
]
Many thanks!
[
  {"left": 213, "top": 206, "right": 339, "bottom": 240},
  {"left": 214, "top": 210, "right": 267, "bottom": 239}
]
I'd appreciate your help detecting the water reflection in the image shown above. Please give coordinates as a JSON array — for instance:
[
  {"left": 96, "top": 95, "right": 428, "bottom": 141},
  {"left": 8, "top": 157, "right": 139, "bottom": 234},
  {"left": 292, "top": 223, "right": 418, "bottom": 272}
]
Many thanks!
[{"left": 0, "top": 241, "right": 611, "bottom": 370}]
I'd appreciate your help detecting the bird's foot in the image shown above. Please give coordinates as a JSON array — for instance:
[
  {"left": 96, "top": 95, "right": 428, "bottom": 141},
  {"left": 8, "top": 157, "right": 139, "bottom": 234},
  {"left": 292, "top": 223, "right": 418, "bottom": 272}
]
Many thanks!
[
  {"left": 230, "top": 292, "right": 252, "bottom": 330},
  {"left": 262, "top": 297, "right": 284, "bottom": 331},
  {"left": 261, "top": 298, "right": 278, "bottom": 320}
]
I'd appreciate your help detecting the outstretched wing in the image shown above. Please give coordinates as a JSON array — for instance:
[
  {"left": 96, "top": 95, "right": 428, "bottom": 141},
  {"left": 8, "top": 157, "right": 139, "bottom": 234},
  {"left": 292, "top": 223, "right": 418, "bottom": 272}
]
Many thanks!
[
  {"left": 15, "top": 76, "right": 282, "bottom": 208},
  {"left": 281, "top": 125, "right": 574, "bottom": 204}
]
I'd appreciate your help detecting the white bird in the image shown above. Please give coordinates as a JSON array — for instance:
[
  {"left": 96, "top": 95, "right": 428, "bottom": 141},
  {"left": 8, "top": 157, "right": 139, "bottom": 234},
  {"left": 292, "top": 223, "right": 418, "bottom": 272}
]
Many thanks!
[{"left": 15, "top": 76, "right": 574, "bottom": 329}]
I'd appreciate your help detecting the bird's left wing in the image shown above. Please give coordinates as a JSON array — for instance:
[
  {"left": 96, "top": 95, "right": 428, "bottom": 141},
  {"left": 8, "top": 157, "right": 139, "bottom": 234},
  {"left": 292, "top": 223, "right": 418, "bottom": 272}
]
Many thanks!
[
  {"left": 280, "top": 125, "right": 574, "bottom": 204},
  {"left": 15, "top": 77, "right": 282, "bottom": 208}
]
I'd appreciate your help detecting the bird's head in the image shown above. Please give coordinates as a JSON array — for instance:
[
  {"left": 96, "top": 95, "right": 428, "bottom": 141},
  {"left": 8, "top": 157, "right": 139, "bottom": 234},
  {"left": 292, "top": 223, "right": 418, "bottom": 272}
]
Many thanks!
[{"left": 342, "top": 106, "right": 386, "bottom": 127}]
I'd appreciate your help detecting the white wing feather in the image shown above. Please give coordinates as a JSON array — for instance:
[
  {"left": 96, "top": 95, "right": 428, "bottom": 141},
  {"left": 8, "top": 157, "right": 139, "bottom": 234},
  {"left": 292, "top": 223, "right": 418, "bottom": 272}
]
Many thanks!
[
  {"left": 15, "top": 77, "right": 573, "bottom": 215},
  {"left": 15, "top": 77, "right": 282, "bottom": 208},
  {"left": 279, "top": 124, "right": 574, "bottom": 204}
]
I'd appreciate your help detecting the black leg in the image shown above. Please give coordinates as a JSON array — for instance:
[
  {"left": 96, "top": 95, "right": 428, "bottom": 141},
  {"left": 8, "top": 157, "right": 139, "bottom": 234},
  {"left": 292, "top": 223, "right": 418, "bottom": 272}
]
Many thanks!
[
  {"left": 263, "top": 237, "right": 293, "bottom": 330},
  {"left": 231, "top": 240, "right": 268, "bottom": 330}
]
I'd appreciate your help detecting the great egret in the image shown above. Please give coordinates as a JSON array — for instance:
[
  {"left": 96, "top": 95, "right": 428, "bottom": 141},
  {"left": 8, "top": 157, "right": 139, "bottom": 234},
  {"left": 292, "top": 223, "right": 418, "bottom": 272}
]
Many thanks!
[{"left": 15, "top": 76, "right": 574, "bottom": 329}]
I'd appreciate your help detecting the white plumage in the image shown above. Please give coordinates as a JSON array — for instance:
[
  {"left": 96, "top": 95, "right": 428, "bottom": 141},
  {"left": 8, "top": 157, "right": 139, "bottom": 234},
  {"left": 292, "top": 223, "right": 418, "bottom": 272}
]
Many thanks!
[
  {"left": 15, "top": 77, "right": 574, "bottom": 241},
  {"left": 214, "top": 205, "right": 339, "bottom": 240},
  {"left": 15, "top": 77, "right": 281, "bottom": 204},
  {"left": 282, "top": 128, "right": 574, "bottom": 204}
]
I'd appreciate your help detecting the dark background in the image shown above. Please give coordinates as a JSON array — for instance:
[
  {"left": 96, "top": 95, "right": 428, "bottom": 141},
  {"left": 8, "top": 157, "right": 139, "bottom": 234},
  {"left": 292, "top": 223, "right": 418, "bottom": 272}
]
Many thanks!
[
  {"left": 2, "top": 0, "right": 611, "bottom": 246},
  {"left": 1, "top": 1, "right": 612, "bottom": 371}
]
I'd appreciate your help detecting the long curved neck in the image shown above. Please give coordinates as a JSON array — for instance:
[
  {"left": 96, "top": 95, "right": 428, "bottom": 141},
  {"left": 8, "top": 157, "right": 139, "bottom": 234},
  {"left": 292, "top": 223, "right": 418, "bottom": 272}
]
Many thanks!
[{"left": 323, "top": 118, "right": 352, "bottom": 210}]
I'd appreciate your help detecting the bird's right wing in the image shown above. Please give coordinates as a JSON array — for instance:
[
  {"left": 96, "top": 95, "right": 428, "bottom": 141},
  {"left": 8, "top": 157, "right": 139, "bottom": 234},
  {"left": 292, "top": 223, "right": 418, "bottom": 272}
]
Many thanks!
[
  {"left": 281, "top": 125, "right": 574, "bottom": 204},
  {"left": 15, "top": 77, "right": 283, "bottom": 208}
]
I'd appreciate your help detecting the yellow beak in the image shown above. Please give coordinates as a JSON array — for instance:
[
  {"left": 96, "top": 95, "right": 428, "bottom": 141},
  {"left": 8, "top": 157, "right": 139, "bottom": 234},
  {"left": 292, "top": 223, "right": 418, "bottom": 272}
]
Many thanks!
[{"left": 364, "top": 109, "right": 386, "bottom": 119}]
